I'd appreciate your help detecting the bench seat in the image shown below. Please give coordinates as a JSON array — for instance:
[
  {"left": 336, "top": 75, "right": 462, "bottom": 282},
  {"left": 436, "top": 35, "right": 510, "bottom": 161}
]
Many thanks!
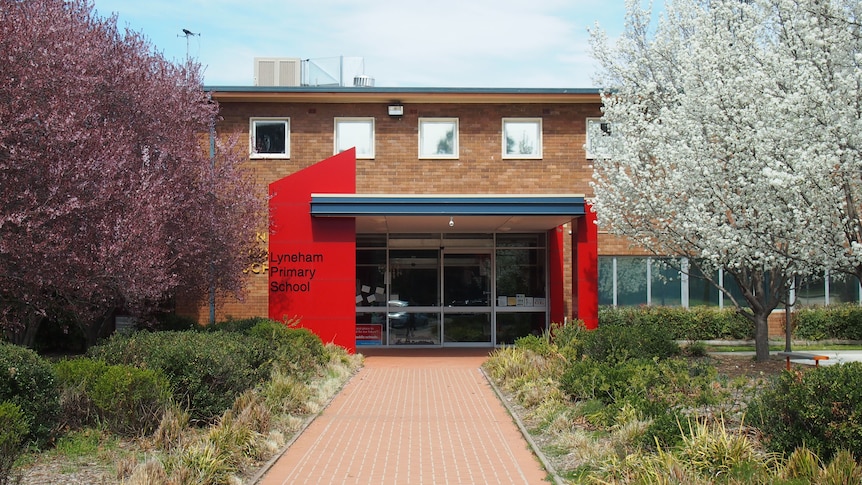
[{"left": 776, "top": 351, "right": 829, "bottom": 370}]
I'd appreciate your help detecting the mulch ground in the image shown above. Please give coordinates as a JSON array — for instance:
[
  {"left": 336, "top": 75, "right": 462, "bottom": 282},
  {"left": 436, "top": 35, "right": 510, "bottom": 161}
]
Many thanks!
[{"left": 708, "top": 352, "right": 792, "bottom": 379}]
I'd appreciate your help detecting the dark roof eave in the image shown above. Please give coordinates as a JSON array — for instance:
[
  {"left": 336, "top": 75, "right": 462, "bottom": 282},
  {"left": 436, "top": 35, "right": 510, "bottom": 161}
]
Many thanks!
[{"left": 204, "top": 85, "right": 602, "bottom": 104}]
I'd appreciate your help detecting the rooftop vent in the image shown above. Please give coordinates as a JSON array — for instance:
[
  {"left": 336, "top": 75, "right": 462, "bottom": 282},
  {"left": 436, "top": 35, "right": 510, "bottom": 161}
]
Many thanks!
[
  {"left": 353, "top": 75, "right": 375, "bottom": 87},
  {"left": 254, "top": 57, "right": 302, "bottom": 87}
]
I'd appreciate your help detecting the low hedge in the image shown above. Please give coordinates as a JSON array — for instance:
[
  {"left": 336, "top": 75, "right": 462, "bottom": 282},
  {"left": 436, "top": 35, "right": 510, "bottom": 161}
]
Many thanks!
[
  {"left": 0, "top": 342, "right": 59, "bottom": 446},
  {"left": 794, "top": 304, "right": 862, "bottom": 341},
  {"left": 598, "top": 306, "right": 753, "bottom": 340},
  {"left": 55, "top": 358, "right": 170, "bottom": 435},
  {"left": 87, "top": 330, "right": 273, "bottom": 423}
]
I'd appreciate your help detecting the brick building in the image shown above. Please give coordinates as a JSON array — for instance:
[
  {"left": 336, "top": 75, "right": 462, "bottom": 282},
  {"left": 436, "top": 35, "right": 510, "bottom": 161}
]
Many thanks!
[
  {"left": 180, "top": 82, "right": 849, "bottom": 348},
  {"left": 178, "top": 85, "right": 606, "bottom": 351}
]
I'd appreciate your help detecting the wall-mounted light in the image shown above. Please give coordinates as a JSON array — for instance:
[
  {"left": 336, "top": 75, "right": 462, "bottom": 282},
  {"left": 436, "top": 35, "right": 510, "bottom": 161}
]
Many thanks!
[
  {"left": 449, "top": 216, "right": 454, "bottom": 228},
  {"left": 388, "top": 104, "right": 404, "bottom": 117}
]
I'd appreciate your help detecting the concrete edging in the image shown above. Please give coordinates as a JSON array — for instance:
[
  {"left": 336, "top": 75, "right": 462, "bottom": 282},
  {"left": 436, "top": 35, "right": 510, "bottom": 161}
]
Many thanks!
[
  {"left": 248, "top": 365, "right": 364, "bottom": 485},
  {"left": 480, "top": 367, "right": 565, "bottom": 485}
]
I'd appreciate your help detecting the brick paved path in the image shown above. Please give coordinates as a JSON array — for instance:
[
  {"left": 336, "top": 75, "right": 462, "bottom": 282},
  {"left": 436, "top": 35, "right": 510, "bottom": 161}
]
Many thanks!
[{"left": 258, "top": 348, "right": 548, "bottom": 484}]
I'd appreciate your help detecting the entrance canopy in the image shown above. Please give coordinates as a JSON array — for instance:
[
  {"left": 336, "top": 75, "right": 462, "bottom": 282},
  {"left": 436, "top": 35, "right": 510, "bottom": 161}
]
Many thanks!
[{"left": 310, "top": 194, "right": 586, "bottom": 233}]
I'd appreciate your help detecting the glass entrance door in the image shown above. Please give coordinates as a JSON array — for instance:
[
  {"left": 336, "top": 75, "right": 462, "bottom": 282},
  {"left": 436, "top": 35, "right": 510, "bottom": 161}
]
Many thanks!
[{"left": 442, "top": 251, "right": 492, "bottom": 345}]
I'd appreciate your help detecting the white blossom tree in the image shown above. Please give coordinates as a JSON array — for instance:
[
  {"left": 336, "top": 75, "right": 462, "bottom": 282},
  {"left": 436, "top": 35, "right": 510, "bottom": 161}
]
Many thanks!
[{"left": 589, "top": 0, "right": 861, "bottom": 361}]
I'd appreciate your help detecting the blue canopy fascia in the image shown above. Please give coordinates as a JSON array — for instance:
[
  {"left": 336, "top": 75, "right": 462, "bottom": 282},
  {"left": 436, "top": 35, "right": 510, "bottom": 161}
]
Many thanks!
[{"left": 310, "top": 194, "right": 586, "bottom": 217}]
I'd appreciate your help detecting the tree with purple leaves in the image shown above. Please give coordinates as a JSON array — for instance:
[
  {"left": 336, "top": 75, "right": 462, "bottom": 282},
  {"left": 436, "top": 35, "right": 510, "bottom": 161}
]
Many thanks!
[{"left": 0, "top": 0, "right": 265, "bottom": 346}]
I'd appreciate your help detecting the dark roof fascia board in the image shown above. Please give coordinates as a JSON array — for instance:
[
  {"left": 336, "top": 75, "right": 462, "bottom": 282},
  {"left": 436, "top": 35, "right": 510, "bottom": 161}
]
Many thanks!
[
  {"left": 310, "top": 194, "right": 586, "bottom": 217},
  {"left": 205, "top": 86, "right": 602, "bottom": 104}
]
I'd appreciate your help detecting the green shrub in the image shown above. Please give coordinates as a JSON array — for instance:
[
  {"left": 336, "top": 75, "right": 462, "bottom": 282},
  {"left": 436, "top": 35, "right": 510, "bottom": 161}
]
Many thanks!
[
  {"left": 0, "top": 401, "right": 28, "bottom": 485},
  {"left": 90, "top": 364, "right": 171, "bottom": 436},
  {"left": 751, "top": 362, "right": 862, "bottom": 461},
  {"left": 205, "top": 316, "right": 272, "bottom": 334},
  {"left": 53, "top": 358, "right": 110, "bottom": 429},
  {"left": 795, "top": 305, "right": 862, "bottom": 341},
  {"left": 574, "top": 322, "right": 679, "bottom": 364},
  {"left": 87, "top": 331, "right": 273, "bottom": 423},
  {"left": 560, "top": 356, "right": 717, "bottom": 426},
  {"left": 248, "top": 320, "right": 326, "bottom": 379},
  {"left": 598, "top": 306, "right": 753, "bottom": 340},
  {"left": 0, "top": 342, "right": 59, "bottom": 446}
]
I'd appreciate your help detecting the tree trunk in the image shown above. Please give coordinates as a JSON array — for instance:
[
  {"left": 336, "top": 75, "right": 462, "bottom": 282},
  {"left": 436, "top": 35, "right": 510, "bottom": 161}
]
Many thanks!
[
  {"left": 753, "top": 310, "right": 771, "bottom": 362},
  {"left": 84, "top": 313, "right": 113, "bottom": 349}
]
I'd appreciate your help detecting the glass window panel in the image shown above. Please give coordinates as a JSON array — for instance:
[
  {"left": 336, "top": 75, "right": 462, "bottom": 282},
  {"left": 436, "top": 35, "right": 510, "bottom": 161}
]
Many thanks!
[
  {"left": 251, "top": 118, "right": 289, "bottom": 157},
  {"left": 496, "top": 248, "right": 547, "bottom": 302},
  {"left": 829, "top": 272, "right": 860, "bottom": 304},
  {"left": 419, "top": 118, "right": 458, "bottom": 158},
  {"left": 598, "top": 257, "right": 614, "bottom": 306},
  {"left": 502, "top": 118, "right": 542, "bottom": 159},
  {"left": 335, "top": 118, "right": 374, "bottom": 158},
  {"left": 444, "top": 253, "right": 491, "bottom": 307},
  {"left": 651, "top": 259, "right": 681, "bottom": 306},
  {"left": 388, "top": 312, "right": 440, "bottom": 345},
  {"left": 688, "top": 264, "right": 719, "bottom": 307},
  {"left": 496, "top": 233, "right": 545, "bottom": 248},
  {"left": 798, "top": 273, "right": 826, "bottom": 306},
  {"left": 356, "top": 249, "right": 386, "bottom": 307},
  {"left": 443, "top": 313, "right": 491, "bottom": 343},
  {"left": 496, "top": 313, "right": 546, "bottom": 345},
  {"left": 356, "top": 234, "right": 386, "bottom": 248},
  {"left": 722, "top": 271, "right": 749, "bottom": 308},
  {"left": 389, "top": 249, "right": 439, "bottom": 306},
  {"left": 616, "top": 257, "right": 647, "bottom": 306}
]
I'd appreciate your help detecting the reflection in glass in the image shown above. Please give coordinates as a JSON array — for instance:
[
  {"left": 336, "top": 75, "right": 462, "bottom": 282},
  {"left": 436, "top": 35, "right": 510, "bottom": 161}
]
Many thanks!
[
  {"left": 829, "top": 272, "right": 860, "bottom": 304},
  {"left": 388, "top": 312, "right": 440, "bottom": 345},
  {"left": 389, "top": 250, "right": 439, "bottom": 306},
  {"left": 598, "top": 257, "right": 614, "bottom": 305},
  {"left": 419, "top": 120, "right": 457, "bottom": 157},
  {"left": 798, "top": 273, "right": 826, "bottom": 306},
  {"left": 616, "top": 257, "right": 647, "bottom": 306},
  {"left": 496, "top": 249, "right": 546, "bottom": 301},
  {"left": 444, "top": 253, "right": 491, "bottom": 306},
  {"left": 651, "top": 259, "right": 681, "bottom": 306},
  {"left": 688, "top": 264, "right": 719, "bottom": 307},
  {"left": 443, "top": 313, "right": 490, "bottom": 343},
  {"left": 496, "top": 313, "right": 545, "bottom": 345}
]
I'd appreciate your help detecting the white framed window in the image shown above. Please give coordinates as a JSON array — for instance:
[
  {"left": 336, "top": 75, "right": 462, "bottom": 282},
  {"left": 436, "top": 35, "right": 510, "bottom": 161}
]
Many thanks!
[
  {"left": 419, "top": 118, "right": 458, "bottom": 159},
  {"left": 502, "top": 118, "right": 542, "bottom": 159},
  {"left": 586, "top": 117, "right": 613, "bottom": 159},
  {"left": 250, "top": 118, "right": 289, "bottom": 158},
  {"left": 335, "top": 117, "right": 375, "bottom": 159}
]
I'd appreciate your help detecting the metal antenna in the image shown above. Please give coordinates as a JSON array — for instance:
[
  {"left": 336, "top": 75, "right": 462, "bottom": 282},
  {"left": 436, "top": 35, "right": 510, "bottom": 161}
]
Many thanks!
[{"left": 178, "top": 28, "right": 199, "bottom": 61}]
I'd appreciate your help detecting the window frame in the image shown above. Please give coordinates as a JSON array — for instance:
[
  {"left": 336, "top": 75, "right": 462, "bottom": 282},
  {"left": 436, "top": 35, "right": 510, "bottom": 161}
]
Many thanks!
[
  {"left": 586, "top": 117, "right": 613, "bottom": 159},
  {"left": 250, "top": 117, "right": 290, "bottom": 159},
  {"left": 502, "top": 118, "right": 543, "bottom": 159},
  {"left": 334, "top": 117, "right": 375, "bottom": 159},
  {"left": 418, "top": 118, "right": 459, "bottom": 159}
]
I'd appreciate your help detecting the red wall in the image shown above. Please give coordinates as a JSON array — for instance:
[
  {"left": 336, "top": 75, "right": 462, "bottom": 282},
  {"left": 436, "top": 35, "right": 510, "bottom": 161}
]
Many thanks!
[
  {"left": 268, "top": 150, "right": 357, "bottom": 352},
  {"left": 574, "top": 206, "right": 599, "bottom": 329}
]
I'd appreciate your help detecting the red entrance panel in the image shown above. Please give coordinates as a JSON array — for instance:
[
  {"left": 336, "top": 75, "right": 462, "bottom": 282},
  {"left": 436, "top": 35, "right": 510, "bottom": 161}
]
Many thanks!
[
  {"left": 268, "top": 150, "right": 357, "bottom": 352},
  {"left": 574, "top": 205, "right": 599, "bottom": 329}
]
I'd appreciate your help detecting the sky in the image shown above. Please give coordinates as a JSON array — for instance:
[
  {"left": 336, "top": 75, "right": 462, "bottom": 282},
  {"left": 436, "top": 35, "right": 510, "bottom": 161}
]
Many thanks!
[{"left": 89, "top": 0, "right": 662, "bottom": 89}]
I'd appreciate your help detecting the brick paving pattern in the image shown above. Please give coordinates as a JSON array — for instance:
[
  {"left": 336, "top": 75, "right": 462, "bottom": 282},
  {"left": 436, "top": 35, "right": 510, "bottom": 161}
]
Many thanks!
[{"left": 258, "top": 349, "right": 548, "bottom": 485}]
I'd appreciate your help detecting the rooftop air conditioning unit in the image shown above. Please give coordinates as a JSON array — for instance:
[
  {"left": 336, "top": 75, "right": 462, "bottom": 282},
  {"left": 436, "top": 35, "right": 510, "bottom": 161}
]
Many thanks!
[
  {"left": 254, "top": 57, "right": 302, "bottom": 86},
  {"left": 353, "top": 75, "right": 374, "bottom": 87}
]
